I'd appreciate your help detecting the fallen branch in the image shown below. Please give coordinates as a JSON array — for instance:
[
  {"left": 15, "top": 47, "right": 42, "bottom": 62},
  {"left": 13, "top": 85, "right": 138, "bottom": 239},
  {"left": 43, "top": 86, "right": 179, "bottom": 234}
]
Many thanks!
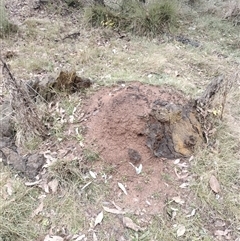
[{"left": 0, "top": 57, "right": 48, "bottom": 145}]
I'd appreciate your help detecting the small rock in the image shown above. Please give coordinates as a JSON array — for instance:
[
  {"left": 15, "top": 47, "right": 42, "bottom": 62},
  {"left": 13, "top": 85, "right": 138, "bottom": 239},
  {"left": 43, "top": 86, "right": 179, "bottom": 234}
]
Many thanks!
[
  {"left": 128, "top": 148, "right": 141, "bottom": 164},
  {"left": 25, "top": 154, "right": 46, "bottom": 179}
]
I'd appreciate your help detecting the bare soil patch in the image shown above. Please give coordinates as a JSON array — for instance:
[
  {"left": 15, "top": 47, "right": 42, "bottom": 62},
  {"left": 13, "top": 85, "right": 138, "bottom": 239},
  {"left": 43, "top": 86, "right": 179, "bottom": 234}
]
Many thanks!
[{"left": 83, "top": 82, "right": 190, "bottom": 213}]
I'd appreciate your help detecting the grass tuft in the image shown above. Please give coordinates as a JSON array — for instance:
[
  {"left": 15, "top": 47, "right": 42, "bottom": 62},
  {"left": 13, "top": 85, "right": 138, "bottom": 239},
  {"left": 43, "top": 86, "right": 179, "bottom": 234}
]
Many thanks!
[
  {"left": 84, "top": 0, "right": 178, "bottom": 37},
  {"left": 0, "top": 167, "right": 41, "bottom": 240},
  {"left": 48, "top": 158, "right": 86, "bottom": 187}
]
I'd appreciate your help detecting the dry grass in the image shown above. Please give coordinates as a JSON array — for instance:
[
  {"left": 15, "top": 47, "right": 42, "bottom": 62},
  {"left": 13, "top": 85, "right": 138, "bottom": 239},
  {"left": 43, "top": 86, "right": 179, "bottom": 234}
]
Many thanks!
[
  {"left": 0, "top": 1, "right": 240, "bottom": 240},
  {"left": 0, "top": 0, "right": 17, "bottom": 38}
]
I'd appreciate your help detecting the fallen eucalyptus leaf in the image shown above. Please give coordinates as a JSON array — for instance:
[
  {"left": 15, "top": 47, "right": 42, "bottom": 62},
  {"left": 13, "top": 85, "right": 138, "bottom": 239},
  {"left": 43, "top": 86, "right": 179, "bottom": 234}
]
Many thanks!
[
  {"left": 179, "top": 183, "right": 189, "bottom": 188},
  {"left": 81, "top": 181, "right": 92, "bottom": 191},
  {"left": 89, "top": 171, "right": 97, "bottom": 179},
  {"left": 111, "top": 201, "right": 122, "bottom": 210},
  {"left": 44, "top": 235, "right": 64, "bottom": 241},
  {"left": 214, "top": 229, "right": 231, "bottom": 236},
  {"left": 48, "top": 179, "right": 59, "bottom": 194},
  {"left": 129, "top": 162, "right": 143, "bottom": 174},
  {"left": 25, "top": 180, "right": 41, "bottom": 186},
  {"left": 136, "top": 164, "right": 142, "bottom": 175},
  {"left": 177, "top": 225, "right": 186, "bottom": 237},
  {"left": 214, "top": 220, "right": 226, "bottom": 227},
  {"left": 93, "top": 232, "right": 97, "bottom": 241},
  {"left": 94, "top": 211, "right": 103, "bottom": 227},
  {"left": 75, "top": 234, "right": 87, "bottom": 241},
  {"left": 172, "top": 196, "right": 185, "bottom": 205},
  {"left": 123, "top": 217, "right": 142, "bottom": 232},
  {"left": 174, "top": 159, "right": 181, "bottom": 164},
  {"left": 186, "top": 209, "right": 196, "bottom": 217},
  {"left": 40, "top": 181, "right": 50, "bottom": 193},
  {"left": 188, "top": 156, "right": 194, "bottom": 162},
  {"left": 103, "top": 206, "right": 125, "bottom": 214},
  {"left": 118, "top": 182, "right": 128, "bottom": 195},
  {"left": 209, "top": 175, "right": 221, "bottom": 193},
  {"left": 5, "top": 181, "right": 13, "bottom": 196}
]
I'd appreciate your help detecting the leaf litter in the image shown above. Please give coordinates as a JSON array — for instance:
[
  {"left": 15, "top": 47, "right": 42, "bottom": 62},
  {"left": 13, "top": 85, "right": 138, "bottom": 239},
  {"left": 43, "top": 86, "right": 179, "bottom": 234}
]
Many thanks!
[
  {"left": 172, "top": 196, "right": 185, "bottom": 205},
  {"left": 118, "top": 182, "right": 128, "bottom": 195},
  {"left": 176, "top": 224, "right": 186, "bottom": 237},
  {"left": 103, "top": 206, "right": 125, "bottom": 215},
  {"left": 94, "top": 211, "right": 104, "bottom": 227},
  {"left": 48, "top": 179, "right": 59, "bottom": 193},
  {"left": 209, "top": 175, "right": 221, "bottom": 193},
  {"left": 122, "top": 217, "right": 143, "bottom": 232}
]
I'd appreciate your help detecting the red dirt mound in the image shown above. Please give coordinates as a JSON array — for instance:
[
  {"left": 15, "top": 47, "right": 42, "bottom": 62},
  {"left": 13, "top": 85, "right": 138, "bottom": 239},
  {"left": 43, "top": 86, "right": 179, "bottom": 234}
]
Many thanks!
[
  {"left": 84, "top": 82, "right": 187, "bottom": 164},
  {"left": 83, "top": 82, "right": 190, "bottom": 213}
]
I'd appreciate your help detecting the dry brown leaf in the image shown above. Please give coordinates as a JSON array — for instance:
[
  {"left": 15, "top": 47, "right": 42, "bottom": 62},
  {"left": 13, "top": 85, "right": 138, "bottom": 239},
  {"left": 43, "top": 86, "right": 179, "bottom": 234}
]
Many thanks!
[
  {"left": 48, "top": 179, "right": 59, "bottom": 194},
  {"left": 122, "top": 217, "right": 142, "bottom": 232},
  {"left": 209, "top": 175, "right": 221, "bottom": 193},
  {"left": 103, "top": 206, "right": 125, "bottom": 214}
]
